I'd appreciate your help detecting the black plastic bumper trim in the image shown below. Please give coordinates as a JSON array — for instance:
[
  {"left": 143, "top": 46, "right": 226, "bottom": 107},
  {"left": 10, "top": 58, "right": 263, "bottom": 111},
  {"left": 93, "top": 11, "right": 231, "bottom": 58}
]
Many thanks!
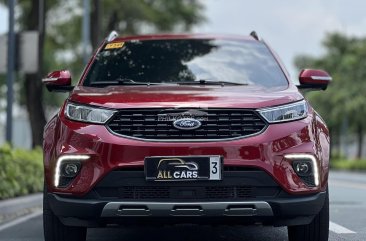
[
  {"left": 101, "top": 201, "right": 273, "bottom": 217},
  {"left": 48, "top": 191, "right": 326, "bottom": 227}
]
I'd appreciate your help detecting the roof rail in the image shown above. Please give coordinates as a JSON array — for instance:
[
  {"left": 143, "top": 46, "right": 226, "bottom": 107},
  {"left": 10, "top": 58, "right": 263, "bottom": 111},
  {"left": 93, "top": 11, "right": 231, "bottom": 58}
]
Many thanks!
[
  {"left": 250, "top": 31, "right": 259, "bottom": 41},
  {"left": 106, "top": 31, "right": 119, "bottom": 42}
]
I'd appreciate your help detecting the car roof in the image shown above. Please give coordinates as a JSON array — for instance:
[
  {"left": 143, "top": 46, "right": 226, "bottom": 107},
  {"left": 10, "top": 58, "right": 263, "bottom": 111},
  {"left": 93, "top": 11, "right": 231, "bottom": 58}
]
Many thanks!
[{"left": 110, "top": 33, "right": 256, "bottom": 43}]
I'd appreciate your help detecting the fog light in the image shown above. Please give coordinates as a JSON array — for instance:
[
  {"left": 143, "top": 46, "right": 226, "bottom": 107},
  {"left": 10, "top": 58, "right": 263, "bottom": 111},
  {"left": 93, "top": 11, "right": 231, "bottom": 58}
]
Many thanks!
[
  {"left": 285, "top": 154, "right": 320, "bottom": 187},
  {"left": 294, "top": 161, "right": 311, "bottom": 176},
  {"left": 63, "top": 163, "right": 79, "bottom": 177},
  {"left": 54, "top": 155, "right": 89, "bottom": 187}
]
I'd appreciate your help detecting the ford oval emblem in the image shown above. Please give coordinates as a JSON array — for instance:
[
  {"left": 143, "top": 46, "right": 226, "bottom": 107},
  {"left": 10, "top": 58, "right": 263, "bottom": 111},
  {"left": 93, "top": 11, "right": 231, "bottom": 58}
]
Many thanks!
[{"left": 173, "top": 118, "right": 202, "bottom": 130}]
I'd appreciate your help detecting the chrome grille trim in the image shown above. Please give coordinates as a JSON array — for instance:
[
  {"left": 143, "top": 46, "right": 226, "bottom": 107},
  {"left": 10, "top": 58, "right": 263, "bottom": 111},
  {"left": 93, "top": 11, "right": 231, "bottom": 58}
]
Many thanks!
[{"left": 106, "top": 108, "right": 268, "bottom": 142}]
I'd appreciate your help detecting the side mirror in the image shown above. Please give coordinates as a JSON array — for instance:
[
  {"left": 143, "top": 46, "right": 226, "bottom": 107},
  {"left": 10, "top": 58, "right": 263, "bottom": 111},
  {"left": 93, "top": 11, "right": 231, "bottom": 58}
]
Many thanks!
[
  {"left": 297, "top": 69, "right": 332, "bottom": 90},
  {"left": 42, "top": 70, "right": 74, "bottom": 92}
]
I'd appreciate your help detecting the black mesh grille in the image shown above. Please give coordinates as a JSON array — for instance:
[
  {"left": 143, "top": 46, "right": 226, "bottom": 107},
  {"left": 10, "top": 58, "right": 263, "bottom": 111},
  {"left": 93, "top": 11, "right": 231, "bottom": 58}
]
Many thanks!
[
  {"left": 96, "top": 186, "right": 256, "bottom": 200},
  {"left": 121, "top": 186, "right": 170, "bottom": 199},
  {"left": 58, "top": 177, "right": 74, "bottom": 188},
  {"left": 205, "top": 186, "right": 235, "bottom": 199},
  {"left": 300, "top": 176, "right": 316, "bottom": 187},
  {"left": 107, "top": 108, "right": 267, "bottom": 140},
  {"left": 237, "top": 186, "right": 254, "bottom": 198}
]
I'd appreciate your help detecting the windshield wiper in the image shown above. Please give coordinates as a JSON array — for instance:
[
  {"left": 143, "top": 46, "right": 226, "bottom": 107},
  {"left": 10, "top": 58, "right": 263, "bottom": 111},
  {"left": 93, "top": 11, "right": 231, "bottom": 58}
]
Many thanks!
[
  {"left": 177, "top": 79, "right": 248, "bottom": 86},
  {"left": 90, "top": 78, "right": 161, "bottom": 86}
]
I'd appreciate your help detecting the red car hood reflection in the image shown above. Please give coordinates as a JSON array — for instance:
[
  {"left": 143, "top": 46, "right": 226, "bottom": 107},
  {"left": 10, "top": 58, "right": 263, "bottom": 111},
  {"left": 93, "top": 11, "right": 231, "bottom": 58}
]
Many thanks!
[{"left": 69, "top": 85, "right": 303, "bottom": 109}]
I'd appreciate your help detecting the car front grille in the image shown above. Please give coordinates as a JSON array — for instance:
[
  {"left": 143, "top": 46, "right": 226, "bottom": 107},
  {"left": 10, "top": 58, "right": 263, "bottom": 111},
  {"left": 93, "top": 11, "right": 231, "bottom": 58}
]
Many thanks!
[
  {"left": 90, "top": 169, "right": 281, "bottom": 201},
  {"left": 96, "top": 186, "right": 256, "bottom": 200},
  {"left": 106, "top": 108, "right": 267, "bottom": 140}
]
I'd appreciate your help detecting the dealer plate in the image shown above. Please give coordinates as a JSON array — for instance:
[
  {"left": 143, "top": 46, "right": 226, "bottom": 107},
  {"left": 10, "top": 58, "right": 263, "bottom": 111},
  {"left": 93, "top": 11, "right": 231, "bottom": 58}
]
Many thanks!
[{"left": 144, "top": 156, "right": 222, "bottom": 181}]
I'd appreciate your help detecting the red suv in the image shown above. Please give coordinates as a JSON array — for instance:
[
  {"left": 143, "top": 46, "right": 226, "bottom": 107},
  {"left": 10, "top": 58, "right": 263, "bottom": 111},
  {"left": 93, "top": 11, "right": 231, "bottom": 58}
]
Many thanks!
[{"left": 42, "top": 32, "right": 331, "bottom": 241}]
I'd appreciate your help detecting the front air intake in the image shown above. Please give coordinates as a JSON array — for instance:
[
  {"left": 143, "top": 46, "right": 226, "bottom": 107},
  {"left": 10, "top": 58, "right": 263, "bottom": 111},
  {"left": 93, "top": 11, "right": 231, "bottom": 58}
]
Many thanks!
[{"left": 106, "top": 108, "right": 267, "bottom": 141}]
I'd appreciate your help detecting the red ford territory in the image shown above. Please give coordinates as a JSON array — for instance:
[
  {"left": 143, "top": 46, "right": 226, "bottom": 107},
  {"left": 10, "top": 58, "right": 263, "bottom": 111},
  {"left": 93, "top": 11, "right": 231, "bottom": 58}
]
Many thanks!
[{"left": 42, "top": 32, "right": 331, "bottom": 241}]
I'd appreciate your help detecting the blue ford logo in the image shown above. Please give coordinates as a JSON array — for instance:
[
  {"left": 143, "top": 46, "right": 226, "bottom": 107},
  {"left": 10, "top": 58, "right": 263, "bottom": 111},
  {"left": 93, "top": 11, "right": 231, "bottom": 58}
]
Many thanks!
[{"left": 173, "top": 118, "right": 201, "bottom": 130}]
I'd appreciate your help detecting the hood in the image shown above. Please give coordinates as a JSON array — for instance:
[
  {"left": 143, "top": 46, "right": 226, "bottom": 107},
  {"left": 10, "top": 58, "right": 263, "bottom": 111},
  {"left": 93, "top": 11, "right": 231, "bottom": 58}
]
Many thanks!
[{"left": 68, "top": 85, "right": 303, "bottom": 109}]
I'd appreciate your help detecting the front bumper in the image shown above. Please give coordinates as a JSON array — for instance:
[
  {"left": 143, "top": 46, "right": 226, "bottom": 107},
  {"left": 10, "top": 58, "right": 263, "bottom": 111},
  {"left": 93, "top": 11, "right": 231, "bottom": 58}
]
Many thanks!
[
  {"left": 44, "top": 114, "right": 330, "bottom": 196},
  {"left": 44, "top": 111, "right": 330, "bottom": 227},
  {"left": 48, "top": 191, "right": 326, "bottom": 227}
]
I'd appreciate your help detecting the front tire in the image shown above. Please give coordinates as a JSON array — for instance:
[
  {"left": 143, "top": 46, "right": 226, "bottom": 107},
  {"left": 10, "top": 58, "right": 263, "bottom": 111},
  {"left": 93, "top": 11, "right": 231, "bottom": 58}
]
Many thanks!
[
  {"left": 43, "top": 188, "right": 87, "bottom": 241},
  {"left": 287, "top": 189, "right": 329, "bottom": 241}
]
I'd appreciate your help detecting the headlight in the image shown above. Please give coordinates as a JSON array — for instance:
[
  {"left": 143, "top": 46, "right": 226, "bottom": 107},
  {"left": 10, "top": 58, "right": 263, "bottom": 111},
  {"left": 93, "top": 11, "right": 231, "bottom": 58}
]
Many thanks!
[
  {"left": 65, "top": 102, "right": 116, "bottom": 124},
  {"left": 258, "top": 100, "right": 308, "bottom": 123}
]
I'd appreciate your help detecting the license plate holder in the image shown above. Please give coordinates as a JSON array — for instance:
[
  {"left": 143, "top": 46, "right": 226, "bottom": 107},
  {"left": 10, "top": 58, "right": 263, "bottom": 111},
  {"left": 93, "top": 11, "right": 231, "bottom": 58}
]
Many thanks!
[{"left": 144, "top": 156, "right": 222, "bottom": 181}]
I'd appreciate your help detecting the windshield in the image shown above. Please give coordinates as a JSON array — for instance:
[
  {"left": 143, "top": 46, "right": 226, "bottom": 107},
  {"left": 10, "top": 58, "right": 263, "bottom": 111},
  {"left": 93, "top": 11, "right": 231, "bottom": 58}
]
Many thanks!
[{"left": 83, "top": 38, "right": 288, "bottom": 88}]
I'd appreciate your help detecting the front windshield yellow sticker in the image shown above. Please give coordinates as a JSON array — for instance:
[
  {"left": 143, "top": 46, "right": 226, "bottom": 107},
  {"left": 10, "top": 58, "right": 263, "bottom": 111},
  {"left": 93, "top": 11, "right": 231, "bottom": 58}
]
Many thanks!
[{"left": 105, "top": 42, "right": 124, "bottom": 50}]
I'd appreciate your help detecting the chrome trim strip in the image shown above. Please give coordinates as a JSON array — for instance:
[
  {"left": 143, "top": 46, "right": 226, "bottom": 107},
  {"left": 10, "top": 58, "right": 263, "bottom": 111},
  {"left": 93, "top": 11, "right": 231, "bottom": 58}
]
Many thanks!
[
  {"left": 257, "top": 99, "right": 306, "bottom": 112},
  {"left": 101, "top": 201, "right": 273, "bottom": 217},
  {"left": 310, "top": 76, "right": 332, "bottom": 81},
  {"left": 42, "top": 77, "right": 58, "bottom": 83}
]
